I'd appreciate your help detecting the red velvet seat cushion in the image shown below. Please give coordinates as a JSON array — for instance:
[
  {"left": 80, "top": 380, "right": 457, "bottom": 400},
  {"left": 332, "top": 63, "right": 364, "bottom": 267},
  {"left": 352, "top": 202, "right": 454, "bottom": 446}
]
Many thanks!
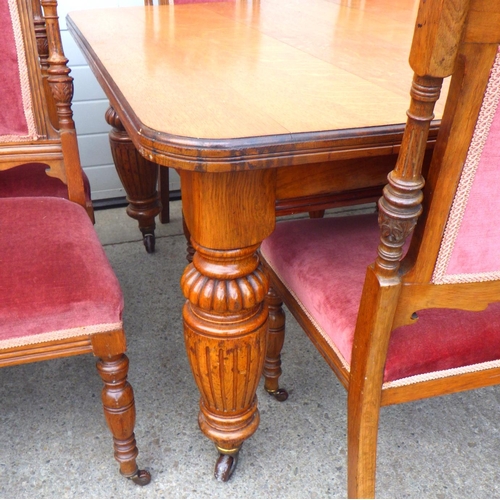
[
  {"left": 0, "top": 163, "right": 92, "bottom": 201},
  {"left": 260, "top": 214, "right": 500, "bottom": 384},
  {"left": 0, "top": 197, "right": 123, "bottom": 349}
]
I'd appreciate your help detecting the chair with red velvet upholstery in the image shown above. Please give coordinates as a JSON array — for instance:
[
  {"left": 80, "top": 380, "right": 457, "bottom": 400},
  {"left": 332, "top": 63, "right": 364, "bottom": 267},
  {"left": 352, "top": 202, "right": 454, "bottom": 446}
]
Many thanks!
[
  {"left": 0, "top": 0, "right": 150, "bottom": 486},
  {"left": 0, "top": 0, "right": 93, "bottom": 217},
  {"left": 260, "top": 0, "right": 500, "bottom": 497}
]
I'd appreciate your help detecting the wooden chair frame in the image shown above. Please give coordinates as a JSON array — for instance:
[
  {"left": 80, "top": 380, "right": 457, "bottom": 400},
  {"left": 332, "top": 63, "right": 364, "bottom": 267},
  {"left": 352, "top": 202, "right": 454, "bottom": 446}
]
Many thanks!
[
  {"left": 0, "top": 0, "right": 150, "bottom": 485},
  {"left": 262, "top": 0, "right": 500, "bottom": 496}
]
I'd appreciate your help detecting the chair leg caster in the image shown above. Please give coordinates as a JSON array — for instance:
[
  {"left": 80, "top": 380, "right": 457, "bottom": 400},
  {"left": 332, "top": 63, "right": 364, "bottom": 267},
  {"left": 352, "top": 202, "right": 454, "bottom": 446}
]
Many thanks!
[
  {"left": 266, "top": 387, "right": 289, "bottom": 402},
  {"left": 214, "top": 452, "right": 238, "bottom": 482},
  {"left": 143, "top": 233, "right": 156, "bottom": 253},
  {"left": 127, "top": 469, "right": 152, "bottom": 486}
]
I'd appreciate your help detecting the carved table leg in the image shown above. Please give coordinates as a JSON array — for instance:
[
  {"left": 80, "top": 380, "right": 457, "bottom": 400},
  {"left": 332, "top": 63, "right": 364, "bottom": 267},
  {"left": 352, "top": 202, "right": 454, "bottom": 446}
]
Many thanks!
[
  {"left": 96, "top": 353, "right": 151, "bottom": 486},
  {"left": 105, "top": 106, "right": 161, "bottom": 253},
  {"left": 180, "top": 169, "right": 276, "bottom": 481},
  {"left": 263, "top": 286, "right": 288, "bottom": 401}
]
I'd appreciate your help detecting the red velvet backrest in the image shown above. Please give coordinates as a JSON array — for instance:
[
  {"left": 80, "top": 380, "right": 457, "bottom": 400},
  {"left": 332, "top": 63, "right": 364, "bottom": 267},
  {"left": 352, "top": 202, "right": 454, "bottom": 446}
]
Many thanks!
[
  {"left": 432, "top": 49, "right": 500, "bottom": 284},
  {"left": 0, "top": 0, "right": 37, "bottom": 142},
  {"left": 401, "top": 41, "right": 500, "bottom": 288},
  {"left": 0, "top": 0, "right": 90, "bottom": 214}
]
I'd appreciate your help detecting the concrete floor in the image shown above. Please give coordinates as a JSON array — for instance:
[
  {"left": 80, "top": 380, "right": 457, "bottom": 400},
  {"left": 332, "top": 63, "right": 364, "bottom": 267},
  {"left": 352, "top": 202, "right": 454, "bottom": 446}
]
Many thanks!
[{"left": 1, "top": 200, "right": 500, "bottom": 498}]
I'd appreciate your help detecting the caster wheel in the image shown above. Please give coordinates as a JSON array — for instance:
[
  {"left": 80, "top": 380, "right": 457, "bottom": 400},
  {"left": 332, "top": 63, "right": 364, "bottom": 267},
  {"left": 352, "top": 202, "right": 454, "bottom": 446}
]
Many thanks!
[
  {"left": 128, "top": 469, "right": 151, "bottom": 486},
  {"left": 214, "top": 453, "right": 238, "bottom": 482},
  {"left": 267, "top": 387, "right": 289, "bottom": 402},
  {"left": 143, "top": 233, "right": 156, "bottom": 253}
]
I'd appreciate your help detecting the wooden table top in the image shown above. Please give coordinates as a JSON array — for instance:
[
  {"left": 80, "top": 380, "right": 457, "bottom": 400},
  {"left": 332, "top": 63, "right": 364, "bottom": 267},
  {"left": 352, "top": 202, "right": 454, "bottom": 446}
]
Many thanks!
[{"left": 68, "top": 0, "right": 446, "bottom": 171}]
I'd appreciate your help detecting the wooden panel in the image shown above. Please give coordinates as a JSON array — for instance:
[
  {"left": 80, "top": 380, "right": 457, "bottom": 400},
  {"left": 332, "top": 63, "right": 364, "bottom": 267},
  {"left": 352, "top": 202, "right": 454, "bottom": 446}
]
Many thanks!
[
  {"left": 211, "top": 0, "right": 420, "bottom": 97},
  {"left": 382, "top": 366, "right": 500, "bottom": 406},
  {"left": 276, "top": 156, "right": 395, "bottom": 200}
]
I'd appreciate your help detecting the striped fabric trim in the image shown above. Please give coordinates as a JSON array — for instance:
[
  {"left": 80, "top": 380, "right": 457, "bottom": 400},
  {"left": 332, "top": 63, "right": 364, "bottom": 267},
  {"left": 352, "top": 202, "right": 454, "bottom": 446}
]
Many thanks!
[
  {"left": 1, "top": 0, "right": 38, "bottom": 143},
  {"left": 383, "top": 358, "right": 500, "bottom": 389},
  {"left": 432, "top": 47, "right": 500, "bottom": 284},
  {"left": 0, "top": 322, "right": 123, "bottom": 351}
]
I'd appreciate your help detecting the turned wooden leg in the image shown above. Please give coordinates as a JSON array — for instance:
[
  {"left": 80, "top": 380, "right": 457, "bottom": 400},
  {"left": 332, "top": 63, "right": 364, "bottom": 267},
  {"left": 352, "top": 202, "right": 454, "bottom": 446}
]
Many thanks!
[
  {"left": 105, "top": 106, "right": 161, "bottom": 253},
  {"left": 96, "top": 354, "right": 151, "bottom": 486},
  {"left": 263, "top": 286, "right": 288, "bottom": 401},
  {"left": 182, "top": 242, "right": 268, "bottom": 481},
  {"left": 180, "top": 169, "right": 276, "bottom": 481}
]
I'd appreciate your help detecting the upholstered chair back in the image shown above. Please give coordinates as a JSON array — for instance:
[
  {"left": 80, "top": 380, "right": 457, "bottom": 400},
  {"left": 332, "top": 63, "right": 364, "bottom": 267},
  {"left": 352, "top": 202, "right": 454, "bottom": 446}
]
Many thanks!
[
  {"left": 387, "top": 39, "right": 500, "bottom": 294},
  {"left": 429, "top": 51, "right": 500, "bottom": 285},
  {"left": 259, "top": 1, "right": 500, "bottom": 497},
  {"left": 0, "top": 0, "right": 90, "bottom": 216},
  {"left": 0, "top": 0, "right": 38, "bottom": 142}
]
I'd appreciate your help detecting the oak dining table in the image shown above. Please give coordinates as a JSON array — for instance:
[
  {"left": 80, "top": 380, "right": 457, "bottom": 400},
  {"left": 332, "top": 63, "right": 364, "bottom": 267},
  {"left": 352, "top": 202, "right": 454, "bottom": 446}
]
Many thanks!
[{"left": 67, "top": 0, "right": 446, "bottom": 481}]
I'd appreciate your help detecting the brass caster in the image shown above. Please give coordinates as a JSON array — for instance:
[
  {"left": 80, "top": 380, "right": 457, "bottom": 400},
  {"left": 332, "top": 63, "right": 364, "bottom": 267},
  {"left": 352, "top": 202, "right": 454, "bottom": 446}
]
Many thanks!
[
  {"left": 143, "top": 233, "right": 156, "bottom": 253},
  {"left": 267, "top": 387, "right": 288, "bottom": 402},
  {"left": 214, "top": 452, "right": 238, "bottom": 482},
  {"left": 127, "top": 469, "right": 151, "bottom": 486}
]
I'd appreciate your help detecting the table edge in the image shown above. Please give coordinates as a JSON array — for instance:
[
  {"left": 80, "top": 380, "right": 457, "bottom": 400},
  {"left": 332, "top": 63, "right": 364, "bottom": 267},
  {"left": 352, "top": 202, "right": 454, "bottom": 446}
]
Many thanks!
[{"left": 67, "top": 15, "right": 440, "bottom": 173}]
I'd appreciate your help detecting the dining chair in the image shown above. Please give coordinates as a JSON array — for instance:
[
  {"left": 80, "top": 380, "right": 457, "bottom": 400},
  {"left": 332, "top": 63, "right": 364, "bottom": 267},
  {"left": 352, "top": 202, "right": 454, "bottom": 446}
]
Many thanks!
[
  {"left": 0, "top": 0, "right": 150, "bottom": 485},
  {"left": 260, "top": 0, "right": 500, "bottom": 497}
]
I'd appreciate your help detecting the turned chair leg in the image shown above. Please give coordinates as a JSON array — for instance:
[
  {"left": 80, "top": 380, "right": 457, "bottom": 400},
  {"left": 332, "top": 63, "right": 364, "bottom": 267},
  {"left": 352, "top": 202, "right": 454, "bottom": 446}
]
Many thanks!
[
  {"left": 264, "top": 286, "right": 288, "bottom": 401},
  {"left": 96, "top": 354, "right": 151, "bottom": 486}
]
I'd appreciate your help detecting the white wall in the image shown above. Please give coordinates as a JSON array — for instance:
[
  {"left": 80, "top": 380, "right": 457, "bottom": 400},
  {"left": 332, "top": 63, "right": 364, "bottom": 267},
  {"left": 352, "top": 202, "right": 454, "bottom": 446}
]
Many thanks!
[{"left": 58, "top": 0, "right": 181, "bottom": 201}]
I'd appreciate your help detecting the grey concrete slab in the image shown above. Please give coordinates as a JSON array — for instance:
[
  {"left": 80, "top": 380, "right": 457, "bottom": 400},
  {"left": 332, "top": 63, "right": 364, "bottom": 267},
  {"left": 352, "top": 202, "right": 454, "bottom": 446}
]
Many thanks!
[{"left": 1, "top": 202, "right": 499, "bottom": 498}]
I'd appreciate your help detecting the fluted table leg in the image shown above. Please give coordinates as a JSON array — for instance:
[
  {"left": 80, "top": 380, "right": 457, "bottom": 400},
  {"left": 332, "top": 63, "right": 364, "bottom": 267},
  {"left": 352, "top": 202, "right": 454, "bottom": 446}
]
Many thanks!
[{"left": 180, "top": 168, "right": 276, "bottom": 481}]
